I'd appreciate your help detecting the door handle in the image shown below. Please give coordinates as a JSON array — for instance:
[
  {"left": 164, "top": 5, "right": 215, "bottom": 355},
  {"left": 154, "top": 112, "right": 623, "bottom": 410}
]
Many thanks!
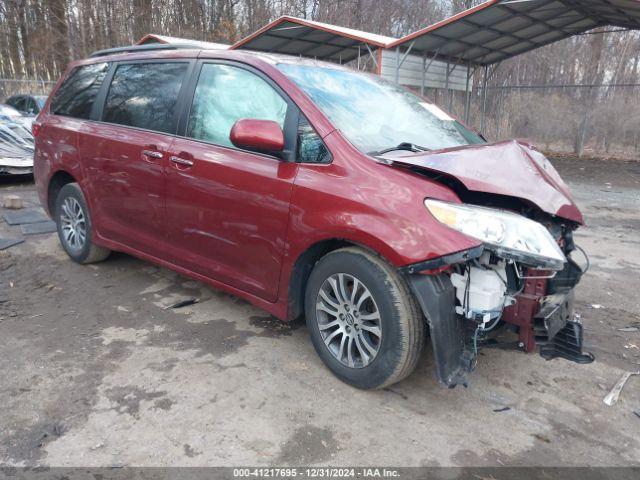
[
  {"left": 170, "top": 156, "right": 194, "bottom": 167},
  {"left": 142, "top": 149, "right": 163, "bottom": 159}
]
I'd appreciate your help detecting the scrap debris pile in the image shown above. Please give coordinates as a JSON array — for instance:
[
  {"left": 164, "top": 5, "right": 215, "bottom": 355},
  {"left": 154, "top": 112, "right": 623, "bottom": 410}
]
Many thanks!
[{"left": 0, "top": 104, "right": 34, "bottom": 175}]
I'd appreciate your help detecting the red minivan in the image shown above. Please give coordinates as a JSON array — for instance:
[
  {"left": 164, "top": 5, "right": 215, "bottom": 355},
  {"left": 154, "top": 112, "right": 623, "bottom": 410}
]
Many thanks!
[{"left": 33, "top": 45, "right": 592, "bottom": 389}]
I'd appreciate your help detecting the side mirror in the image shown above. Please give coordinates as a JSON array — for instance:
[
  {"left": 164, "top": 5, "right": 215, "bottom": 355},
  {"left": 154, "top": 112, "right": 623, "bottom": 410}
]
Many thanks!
[{"left": 230, "top": 119, "right": 285, "bottom": 154}]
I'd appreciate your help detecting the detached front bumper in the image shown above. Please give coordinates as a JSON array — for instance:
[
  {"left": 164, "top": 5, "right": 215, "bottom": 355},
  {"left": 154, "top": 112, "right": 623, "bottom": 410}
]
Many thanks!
[{"left": 405, "top": 250, "right": 593, "bottom": 388}]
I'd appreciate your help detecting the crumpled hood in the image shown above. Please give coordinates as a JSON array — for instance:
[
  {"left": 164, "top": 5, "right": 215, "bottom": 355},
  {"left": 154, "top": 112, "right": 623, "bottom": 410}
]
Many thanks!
[{"left": 382, "top": 139, "right": 583, "bottom": 224}]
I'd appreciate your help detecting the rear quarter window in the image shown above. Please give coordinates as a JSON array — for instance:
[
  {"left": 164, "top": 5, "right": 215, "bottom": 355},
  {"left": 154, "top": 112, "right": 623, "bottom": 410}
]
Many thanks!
[{"left": 51, "top": 62, "right": 109, "bottom": 119}]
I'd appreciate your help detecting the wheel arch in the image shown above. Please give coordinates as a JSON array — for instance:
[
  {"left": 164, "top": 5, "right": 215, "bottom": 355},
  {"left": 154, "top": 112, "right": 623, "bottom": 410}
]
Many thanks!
[
  {"left": 47, "top": 170, "right": 77, "bottom": 215},
  {"left": 285, "top": 237, "right": 399, "bottom": 321}
]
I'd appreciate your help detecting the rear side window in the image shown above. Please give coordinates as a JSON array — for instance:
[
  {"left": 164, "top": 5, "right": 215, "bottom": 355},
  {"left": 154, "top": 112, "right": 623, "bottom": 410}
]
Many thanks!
[
  {"left": 187, "top": 63, "right": 287, "bottom": 148},
  {"left": 51, "top": 62, "right": 109, "bottom": 119},
  {"left": 102, "top": 62, "right": 188, "bottom": 134}
]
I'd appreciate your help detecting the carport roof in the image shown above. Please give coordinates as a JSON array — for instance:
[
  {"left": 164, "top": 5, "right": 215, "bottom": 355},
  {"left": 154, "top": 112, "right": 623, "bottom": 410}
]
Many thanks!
[
  {"left": 231, "top": 16, "right": 397, "bottom": 63},
  {"left": 389, "top": 0, "right": 640, "bottom": 66},
  {"left": 136, "top": 33, "right": 229, "bottom": 50}
]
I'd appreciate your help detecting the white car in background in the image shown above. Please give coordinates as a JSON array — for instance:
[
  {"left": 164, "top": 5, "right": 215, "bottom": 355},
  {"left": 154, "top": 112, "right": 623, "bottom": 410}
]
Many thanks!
[
  {"left": 0, "top": 104, "right": 34, "bottom": 175},
  {"left": 0, "top": 103, "right": 34, "bottom": 128}
]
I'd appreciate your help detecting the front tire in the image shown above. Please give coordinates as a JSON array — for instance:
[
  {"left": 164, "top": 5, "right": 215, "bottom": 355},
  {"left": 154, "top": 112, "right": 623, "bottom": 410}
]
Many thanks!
[
  {"left": 54, "top": 183, "right": 110, "bottom": 264},
  {"left": 305, "top": 247, "right": 425, "bottom": 389}
]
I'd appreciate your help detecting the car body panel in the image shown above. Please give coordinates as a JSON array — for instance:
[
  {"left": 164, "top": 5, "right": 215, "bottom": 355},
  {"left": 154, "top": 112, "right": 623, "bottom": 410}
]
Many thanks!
[
  {"left": 382, "top": 139, "right": 583, "bottom": 224},
  {"left": 77, "top": 121, "right": 172, "bottom": 257},
  {"left": 284, "top": 130, "right": 480, "bottom": 263},
  {"left": 164, "top": 137, "right": 298, "bottom": 302},
  {"left": 34, "top": 115, "right": 85, "bottom": 205}
]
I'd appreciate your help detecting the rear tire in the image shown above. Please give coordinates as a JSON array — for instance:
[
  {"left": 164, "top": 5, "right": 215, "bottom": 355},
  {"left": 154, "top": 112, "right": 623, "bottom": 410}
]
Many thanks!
[
  {"left": 305, "top": 247, "right": 424, "bottom": 389},
  {"left": 54, "top": 183, "right": 110, "bottom": 264}
]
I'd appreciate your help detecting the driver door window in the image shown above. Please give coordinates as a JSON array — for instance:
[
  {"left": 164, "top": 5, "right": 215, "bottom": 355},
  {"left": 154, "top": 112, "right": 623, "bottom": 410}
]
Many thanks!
[{"left": 186, "top": 63, "right": 288, "bottom": 148}]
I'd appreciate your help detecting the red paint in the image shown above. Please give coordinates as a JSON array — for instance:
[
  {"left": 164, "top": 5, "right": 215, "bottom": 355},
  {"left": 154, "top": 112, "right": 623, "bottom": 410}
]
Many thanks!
[
  {"left": 135, "top": 34, "right": 170, "bottom": 45},
  {"left": 385, "top": 139, "right": 584, "bottom": 224},
  {"left": 232, "top": 15, "right": 395, "bottom": 51},
  {"left": 34, "top": 48, "right": 582, "bottom": 326},
  {"left": 502, "top": 273, "right": 549, "bottom": 353},
  {"left": 78, "top": 122, "right": 171, "bottom": 257},
  {"left": 31, "top": 121, "right": 41, "bottom": 138},
  {"left": 163, "top": 136, "right": 297, "bottom": 302},
  {"left": 230, "top": 119, "right": 285, "bottom": 153}
]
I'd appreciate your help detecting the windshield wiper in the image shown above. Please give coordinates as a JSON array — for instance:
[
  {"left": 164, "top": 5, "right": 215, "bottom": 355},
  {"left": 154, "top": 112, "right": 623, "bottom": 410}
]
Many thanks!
[{"left": 370, "top": 142, "right": 431, "bottom": 156}]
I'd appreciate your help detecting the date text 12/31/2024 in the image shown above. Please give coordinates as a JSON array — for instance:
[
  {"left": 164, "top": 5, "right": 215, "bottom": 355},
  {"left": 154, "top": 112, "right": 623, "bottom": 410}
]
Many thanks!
[{"left": 233, "top": 468, "right": 400, "bottom": 478}]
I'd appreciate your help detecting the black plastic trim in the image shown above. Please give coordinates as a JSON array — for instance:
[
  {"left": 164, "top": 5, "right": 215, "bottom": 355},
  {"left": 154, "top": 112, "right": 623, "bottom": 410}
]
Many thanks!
[
  {"left": 90, "top": 62, "right": 117, "bottom": 121},
  {"left": 90, "top": 43, "right": 205, "bottom": 58},
  {"left": 539, "top": 320, "right": 594, "bottom": 364},
  {"left": 407, "top": 273, "right": 474, "bottom": 388},
  {"left": 399, "top": 244, "right": 484, "bottom": 275}
]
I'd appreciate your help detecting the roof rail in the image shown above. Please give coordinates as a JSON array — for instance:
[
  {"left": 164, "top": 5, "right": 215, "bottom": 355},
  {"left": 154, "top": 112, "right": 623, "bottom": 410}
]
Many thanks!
[{"left": 89, "top": 43, "right": 203, "bottom": 58}]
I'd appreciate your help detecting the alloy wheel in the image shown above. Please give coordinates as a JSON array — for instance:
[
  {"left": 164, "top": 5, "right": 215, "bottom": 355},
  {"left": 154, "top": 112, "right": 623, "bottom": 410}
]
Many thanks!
[
  {"left": 315, "top": 273, "right": 382, "bottom": 368},
  {"left": 60, "top": 196, "right": 87, "bottom": 251}
]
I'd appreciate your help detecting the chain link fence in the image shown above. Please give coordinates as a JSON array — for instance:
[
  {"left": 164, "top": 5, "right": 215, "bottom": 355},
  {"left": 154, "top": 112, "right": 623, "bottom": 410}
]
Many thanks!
[{"left": 426, "top": 83, "right": 640, "bottom": 159}]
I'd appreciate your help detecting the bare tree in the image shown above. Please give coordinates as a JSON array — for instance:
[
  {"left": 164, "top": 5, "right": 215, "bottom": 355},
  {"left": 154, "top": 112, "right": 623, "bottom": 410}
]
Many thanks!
[
  {"left": 133, "top": 0, "right": 153, "bottom": 41},
  {"left": 0, "top": 0, "right": 638, "bottom": 158}
]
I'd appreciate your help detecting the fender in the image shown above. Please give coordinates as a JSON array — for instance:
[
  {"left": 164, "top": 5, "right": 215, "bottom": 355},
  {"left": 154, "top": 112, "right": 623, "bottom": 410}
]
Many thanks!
[
  {"left": 35, "top": 118, "right": 90, "bottom": 215},
  {"left": 277, "top": 230, "right": 404, "bottom": 322}
]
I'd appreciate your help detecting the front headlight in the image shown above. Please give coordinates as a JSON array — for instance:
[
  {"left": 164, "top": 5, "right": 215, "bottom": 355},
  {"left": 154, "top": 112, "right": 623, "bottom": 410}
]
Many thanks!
[{"left": 425, "top": 199, "right": 566, "bottom": 270}]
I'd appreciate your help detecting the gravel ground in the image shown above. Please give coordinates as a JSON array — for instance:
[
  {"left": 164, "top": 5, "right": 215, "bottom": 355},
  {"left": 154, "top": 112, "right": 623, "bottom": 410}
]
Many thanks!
[{"left": 0, "top": 157, "right": 639, "bottom": 467}]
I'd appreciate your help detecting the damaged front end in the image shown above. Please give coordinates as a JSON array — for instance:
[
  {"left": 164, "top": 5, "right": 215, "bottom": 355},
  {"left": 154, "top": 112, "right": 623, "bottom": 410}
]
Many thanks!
[
  {"left": 382, "top": 139, "right": 594, "bottom": 387},
  {"left": 403, "top": 204, "right": 593, "bottom": 388}
]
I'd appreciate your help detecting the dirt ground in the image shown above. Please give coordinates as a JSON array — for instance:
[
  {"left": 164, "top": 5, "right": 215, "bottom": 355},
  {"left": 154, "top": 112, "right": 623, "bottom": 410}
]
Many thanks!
[{"left": 0, "top": 157, "right": 639, "bottom": 468}]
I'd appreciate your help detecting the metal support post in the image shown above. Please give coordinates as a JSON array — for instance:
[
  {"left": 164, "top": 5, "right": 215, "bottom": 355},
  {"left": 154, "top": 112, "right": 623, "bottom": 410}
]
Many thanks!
[
  {"left": 421, "top": 54, "right": 426, "bottom": 96},
  {"left": 395, "top": 47, "right": 400, "bottom": 83},
  {"left": 445, "top": 59, "right": 452, "bottom": 111},
  {"left": 365, "top": 44, "right": 378, "bottom": 71},
  {"left": 464, "top": 63, "right": 472, "bottom": 123},
  {"left": 480, "top": 64, "right": 488, "bottom": 134}
]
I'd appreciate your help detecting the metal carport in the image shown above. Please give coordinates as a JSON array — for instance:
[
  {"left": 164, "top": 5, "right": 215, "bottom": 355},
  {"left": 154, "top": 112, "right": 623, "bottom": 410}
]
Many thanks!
[
  {"left": 229, "top": 2, "right": 640, "bottom": 129},
  {"left": 387, "top": 0, "right": 640, "bottom": 125},
  {"left": 389, "top": 0, "right": 640, "bottom": 67},
  {"left": 231, "top": 16, "right": 396, "bottom": 70},
  {"left": 136, "top": 33, "right": 229, "bottom": 50}
]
